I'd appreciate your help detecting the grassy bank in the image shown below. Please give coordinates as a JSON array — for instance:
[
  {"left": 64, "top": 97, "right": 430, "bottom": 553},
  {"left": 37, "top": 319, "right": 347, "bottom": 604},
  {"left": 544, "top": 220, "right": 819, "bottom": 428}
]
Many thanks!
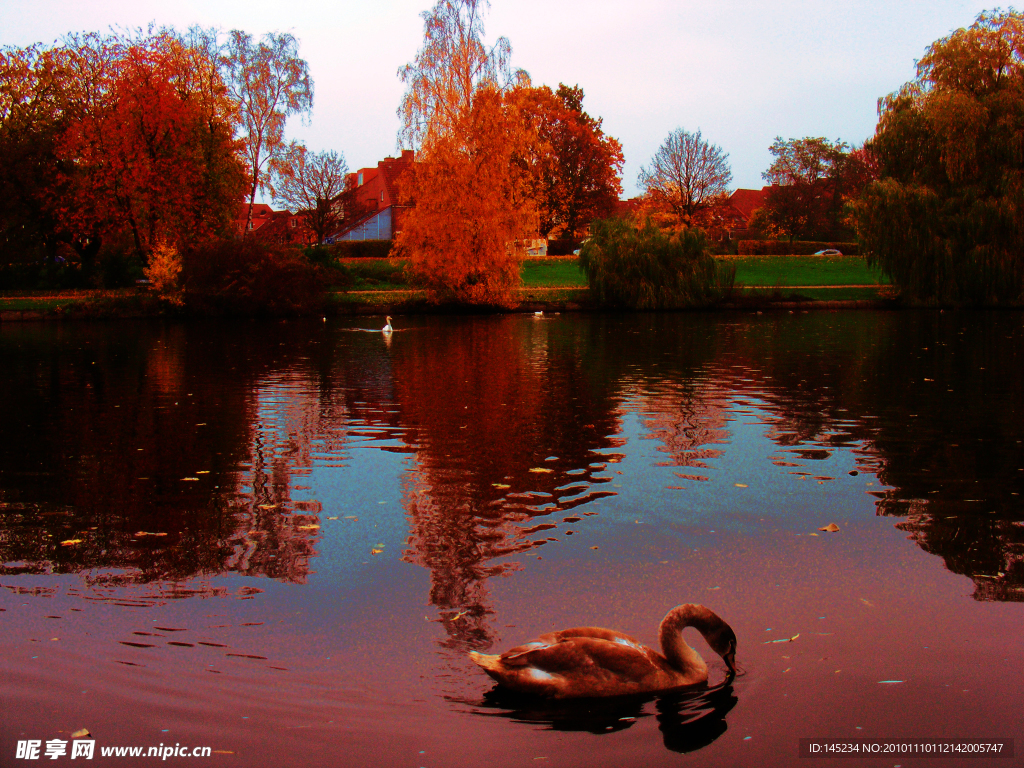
[
  {"left": 1, "top": 254, "right": 893, "bottom": 320},
  {"left": 723, "top": 253, "right": 886, "bottom": 287}
]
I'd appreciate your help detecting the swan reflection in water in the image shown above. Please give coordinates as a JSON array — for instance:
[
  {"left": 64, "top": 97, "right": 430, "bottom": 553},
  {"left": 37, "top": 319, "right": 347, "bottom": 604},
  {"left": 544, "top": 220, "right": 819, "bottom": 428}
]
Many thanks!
[{"left": 471, "top": 679, "right": 739, "bottom": 754}]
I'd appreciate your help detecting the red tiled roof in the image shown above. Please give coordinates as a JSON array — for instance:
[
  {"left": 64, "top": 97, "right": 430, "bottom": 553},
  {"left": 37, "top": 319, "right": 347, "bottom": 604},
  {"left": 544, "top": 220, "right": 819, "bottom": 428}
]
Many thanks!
[{"left": 728, "top": 188, "right": 771, "bottom": 220}]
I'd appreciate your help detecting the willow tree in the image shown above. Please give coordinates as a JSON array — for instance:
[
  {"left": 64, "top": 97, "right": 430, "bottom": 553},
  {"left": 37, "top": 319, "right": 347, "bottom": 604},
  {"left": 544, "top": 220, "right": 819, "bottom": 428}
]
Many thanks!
[
  {"left": 396, "top": 0, "right": 534, "bottom": 305},
  {"left": 854, "top": 9, "right": 1024, "bottom": 304}
]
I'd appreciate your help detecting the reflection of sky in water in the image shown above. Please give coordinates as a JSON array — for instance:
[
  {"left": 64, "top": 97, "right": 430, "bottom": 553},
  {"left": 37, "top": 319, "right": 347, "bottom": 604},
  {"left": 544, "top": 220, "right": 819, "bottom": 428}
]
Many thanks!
[
  {"left": 300, "top": 438, "right": 412, "bottom": 593},
  {"left": 561, "top": 401, "right": 883, "bottom": 540}
]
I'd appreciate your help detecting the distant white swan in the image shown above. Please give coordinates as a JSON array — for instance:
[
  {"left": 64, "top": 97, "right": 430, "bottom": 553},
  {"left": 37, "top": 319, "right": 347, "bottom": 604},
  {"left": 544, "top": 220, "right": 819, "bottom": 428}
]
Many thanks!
[{"left": 383, "top": 316, "right": 393, "bottom": 332}]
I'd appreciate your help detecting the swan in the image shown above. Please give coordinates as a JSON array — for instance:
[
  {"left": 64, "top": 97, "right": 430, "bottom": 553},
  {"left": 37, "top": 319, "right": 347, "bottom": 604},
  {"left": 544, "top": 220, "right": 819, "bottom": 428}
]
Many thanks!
[
  {"left": 382, "top": 316, "right": 393, "bottom": 332},
  {"left": 469, "top": 604, "right": 737, "bottom": 699}
]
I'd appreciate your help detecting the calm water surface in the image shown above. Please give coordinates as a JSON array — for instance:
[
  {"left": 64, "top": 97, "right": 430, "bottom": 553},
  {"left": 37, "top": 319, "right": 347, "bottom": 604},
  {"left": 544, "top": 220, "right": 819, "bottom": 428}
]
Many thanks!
[{"left": 1, "top": 311, "right": 1022, "bottom": 767}]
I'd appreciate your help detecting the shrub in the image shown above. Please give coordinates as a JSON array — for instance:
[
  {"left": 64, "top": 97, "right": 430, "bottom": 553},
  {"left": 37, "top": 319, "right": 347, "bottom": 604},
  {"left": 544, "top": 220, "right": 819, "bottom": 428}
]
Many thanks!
[
  {"left": 578, "top": 218, "right": 734, "bottom": 308},
  {"left": 547, "top": 238, "right": 582, "bottom": 256},
  {"left": 180, "top": 238, "right": 326, "bottom": 315},
  {"left": 144, "top": 241, "right": 182, "bottom": 296},
  {"left": 324, "top": 240, "right": 393, "bottom": 259},
  {"left": 97, "top": 248, "right": 145, "bottom": 287},
  {"left": 737, "top": 240, "right": 859, "bottom": 256}
]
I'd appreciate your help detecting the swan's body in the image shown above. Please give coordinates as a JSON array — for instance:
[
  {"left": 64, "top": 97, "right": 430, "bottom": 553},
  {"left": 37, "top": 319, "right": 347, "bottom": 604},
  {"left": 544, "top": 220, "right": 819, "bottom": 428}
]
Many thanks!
[
  {"left": 382, "top": 316, "right": 393, "bottom": 332},
  {"left": 469, "top": 604, "right": 736, "bottom": 699}
]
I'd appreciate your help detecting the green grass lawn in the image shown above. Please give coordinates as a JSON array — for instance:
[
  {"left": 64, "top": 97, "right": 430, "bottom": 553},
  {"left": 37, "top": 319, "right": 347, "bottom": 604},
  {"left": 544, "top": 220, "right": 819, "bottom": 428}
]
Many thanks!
[
  {"left": 724, "top": 254, "right": 886, "bottom": 287},
  {"left": 337, "top": 259, "right": 411, "bottom": 290},
  {"left": 519, "top": 255, "right": 885, "bottom": 290},
  {"left": 521, "top": 258, "right": 587, "bottom": 287}
]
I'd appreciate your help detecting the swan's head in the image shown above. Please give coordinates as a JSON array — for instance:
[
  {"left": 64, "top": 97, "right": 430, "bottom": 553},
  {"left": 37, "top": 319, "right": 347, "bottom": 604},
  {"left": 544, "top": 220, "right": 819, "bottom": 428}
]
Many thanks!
[
  {"left": 712, "top": 630, "right": 737, "bottom": 679},
  {"left": 708, "top": 624, "right": 738, "bottom": 676}
]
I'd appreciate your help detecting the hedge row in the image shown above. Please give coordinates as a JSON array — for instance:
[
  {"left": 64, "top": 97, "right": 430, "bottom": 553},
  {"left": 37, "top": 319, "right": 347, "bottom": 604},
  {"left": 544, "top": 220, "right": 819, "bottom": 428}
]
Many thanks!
[
  {"left": 547, "top": 238, "right": 583, "bottom": 256},
  {"left": 738, "top": 240, "right": 859, "bottom": 256},
  {"left": 323, "top": 240, "right": 393, "bottom": 259}
]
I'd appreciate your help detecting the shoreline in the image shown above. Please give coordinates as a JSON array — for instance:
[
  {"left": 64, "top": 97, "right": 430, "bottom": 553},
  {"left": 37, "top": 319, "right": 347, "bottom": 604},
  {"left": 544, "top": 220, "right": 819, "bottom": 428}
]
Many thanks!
[
  {"left": 0, "top": 293, "right": 912, "bottom": 322},
  {"left": 5, "top": 286, "right": 1019, "bottom": 322}
]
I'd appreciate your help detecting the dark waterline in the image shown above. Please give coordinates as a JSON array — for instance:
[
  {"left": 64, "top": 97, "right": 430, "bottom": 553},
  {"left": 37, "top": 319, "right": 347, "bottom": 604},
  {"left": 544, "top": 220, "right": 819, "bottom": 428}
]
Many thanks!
[{"left": 1, "top": 311, "right": 1022, "bottom": 767}]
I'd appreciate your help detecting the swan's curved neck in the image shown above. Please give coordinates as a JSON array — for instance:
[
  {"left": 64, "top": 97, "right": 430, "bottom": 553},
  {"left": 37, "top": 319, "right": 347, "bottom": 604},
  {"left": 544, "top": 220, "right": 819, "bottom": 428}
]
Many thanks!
[{"left": 658, "top": 604, "right": 713, "bottom": 676}]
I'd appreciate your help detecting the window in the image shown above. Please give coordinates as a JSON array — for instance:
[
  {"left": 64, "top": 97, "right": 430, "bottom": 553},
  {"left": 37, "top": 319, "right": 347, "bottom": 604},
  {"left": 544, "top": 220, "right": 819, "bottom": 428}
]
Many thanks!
[
  {"left": 358, "top": 172, "right": 363, "bottom": 186},
  {"left": 290, "top": 219, "right": 296, "bottom": 228},
  {"left": 381, "top": 191, "right": 385, "bottom": 202}
]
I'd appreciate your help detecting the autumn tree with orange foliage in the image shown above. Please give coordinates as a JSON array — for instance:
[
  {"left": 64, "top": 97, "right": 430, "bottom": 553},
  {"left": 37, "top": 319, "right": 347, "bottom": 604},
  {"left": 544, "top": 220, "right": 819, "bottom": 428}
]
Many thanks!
[
  {"left": 58, "top": 30, "right": 244, "bottom": 263},
  {"left": 400, "top": 87, "right": 541, "bottom": 305},
  {"left": 0, "top": 28, "right": 244, "bottom": 279},
  {"left": 523, "top": 84, "right": 623, "bottom": 239},
  {"left": 0, "top": 43, "right": 76, "bottom": 264},
  {"left": 396, "top": 0, "right": 538, "bottom": 306}
]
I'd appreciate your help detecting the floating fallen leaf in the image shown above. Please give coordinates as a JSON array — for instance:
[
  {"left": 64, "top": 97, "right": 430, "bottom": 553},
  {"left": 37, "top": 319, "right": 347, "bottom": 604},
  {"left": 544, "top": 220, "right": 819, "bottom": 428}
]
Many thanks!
[
  {"left": 493, "top": 483, "right": 511, "bottom": 489},
  {"left": 818, "top": 523, "right": 840, "bottom": 532},
  {"left": 60, "top": 539, "right": 83, "bottom": 546},
  {"left": 370, "top": 549, "right": 383, "bottom": 555},
  {"left": 764, "top": 633, "right": 800, "bottom": 644},
  {"left": 327, "top": 516, "right": 338, "bottom": 520},
  {"left": 297, "top": 525, "right": 319, "bottom": 530},
  {"left": 181, "top": 477, "right": 199, "bottom": 482},
  {"left": 134, "top": 531, "right": 167, "bottom": 537},
  {"left": 529, "top": 468, "right": 553, "bottom": 473},
  {"left": 344, "top": 516, "right": 358, "bottom": 520},
  {"left": 734, "top": 483, "right": 748, "bottom": 488},
  {"left": 196, "top": 471, "right": 210, "bottom": 474},
  {"left": 590, "top": 546, "right": 599, "bottom": 550},
  {"left": 70, "top": 729, "right": 91, "bottom": 739}
]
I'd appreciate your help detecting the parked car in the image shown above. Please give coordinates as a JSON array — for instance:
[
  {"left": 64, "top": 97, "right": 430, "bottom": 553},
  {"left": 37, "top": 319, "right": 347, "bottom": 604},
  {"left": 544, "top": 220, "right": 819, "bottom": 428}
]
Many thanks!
[{"left": 814, "top": 249, "right": 843, "bottom": 256}]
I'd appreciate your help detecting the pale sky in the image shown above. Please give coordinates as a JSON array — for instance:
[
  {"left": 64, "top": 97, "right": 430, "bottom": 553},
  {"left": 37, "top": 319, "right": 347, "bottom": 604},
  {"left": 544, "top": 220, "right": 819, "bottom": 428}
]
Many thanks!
[{"left": 1, "top": 0, "right": 994, "bottom": 197}]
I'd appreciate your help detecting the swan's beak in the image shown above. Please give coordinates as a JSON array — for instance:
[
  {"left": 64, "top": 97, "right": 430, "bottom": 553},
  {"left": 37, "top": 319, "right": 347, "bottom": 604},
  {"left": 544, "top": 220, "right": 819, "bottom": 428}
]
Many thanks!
[{"left": 723, "top": 649, "right": 737, "bottom": 676}]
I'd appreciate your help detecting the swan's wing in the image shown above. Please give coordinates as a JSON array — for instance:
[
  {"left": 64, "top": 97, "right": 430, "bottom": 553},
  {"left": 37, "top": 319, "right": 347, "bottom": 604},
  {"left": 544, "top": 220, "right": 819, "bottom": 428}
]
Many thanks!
[
  {"left": 501, "top": 636, "right": 663, "bottom": 684},
  {"left": 544, "top": 627, "right": 646, "bottom": 648}
]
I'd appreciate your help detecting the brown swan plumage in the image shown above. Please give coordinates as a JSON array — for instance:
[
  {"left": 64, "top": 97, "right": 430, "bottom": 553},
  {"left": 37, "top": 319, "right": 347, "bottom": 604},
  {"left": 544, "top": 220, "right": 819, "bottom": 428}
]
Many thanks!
[{"left": 469, "top": 604, "right": 737, "bottom": 699}]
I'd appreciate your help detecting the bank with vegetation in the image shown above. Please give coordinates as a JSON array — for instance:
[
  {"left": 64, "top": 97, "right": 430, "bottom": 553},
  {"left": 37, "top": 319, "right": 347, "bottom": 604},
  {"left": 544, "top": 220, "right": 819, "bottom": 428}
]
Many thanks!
[{"left": 1, "top": 244, "right": 902, "bottom": 322}]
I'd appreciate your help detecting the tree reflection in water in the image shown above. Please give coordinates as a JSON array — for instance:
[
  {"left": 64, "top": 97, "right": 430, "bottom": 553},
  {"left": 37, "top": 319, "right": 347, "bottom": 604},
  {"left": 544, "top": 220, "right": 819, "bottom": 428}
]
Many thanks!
[
  {"left": 0, "top": 311, "right": 1021, "bottom": 610},
  {"left": 391, "top": 317, "right": 627, "bottom": 649}
]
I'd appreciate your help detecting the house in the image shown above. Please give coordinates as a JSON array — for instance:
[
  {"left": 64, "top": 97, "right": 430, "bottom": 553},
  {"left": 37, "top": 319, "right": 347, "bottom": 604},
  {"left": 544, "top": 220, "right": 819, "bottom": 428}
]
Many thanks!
[
  {"left": 722, "top": 187, "right": 771, "bottom": 239},
  {"left": 235, "top": 203, "right": 311, "bottom": 244},
  {"left": 327, "top": 150, "right": 415, "bottom": 243}
]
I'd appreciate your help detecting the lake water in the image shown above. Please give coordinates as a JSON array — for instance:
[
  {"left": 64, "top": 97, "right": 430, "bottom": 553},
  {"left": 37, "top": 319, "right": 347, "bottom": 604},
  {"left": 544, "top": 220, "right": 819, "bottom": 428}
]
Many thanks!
[{"left": 1, "top": 311, "right": 1022, "bottom": 767}]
